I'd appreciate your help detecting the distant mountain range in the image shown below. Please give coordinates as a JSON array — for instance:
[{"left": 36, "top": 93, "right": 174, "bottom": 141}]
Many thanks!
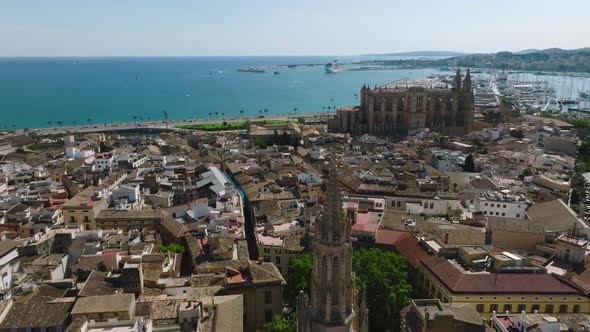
[
  {"left": 372, "top": 48, "right": 590, "bottom": 73},
  {"left": 363, "top": 51, "right": 467, "bottom": 57}
]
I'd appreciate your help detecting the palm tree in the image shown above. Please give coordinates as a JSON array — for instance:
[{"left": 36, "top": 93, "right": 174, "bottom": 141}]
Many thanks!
[
  {"left": 132, "top": 115, "right": 137, "bottom": 127},
  {"left": 239, "top": 110, "right": 244, "bottom": 116},
  {"left": 214, "top": 112, "right": 219, "bottom": 118},
  {"left": 293, "top": 107, "right": 298, "bottom": 115},
  {"left": 258, "top": 110, "right": 262, "bottom": 116},
  {"left": 221, "top": 112, "right": 225, "bottom": 119},
  {"left": 57, "top": 121, "right": 63, "bottom": 127},
  {"left": 47, "top": 121, "right": 52, "bottom": 127},
  {"left": 209, "top": 112, "right": 213, "bottom": 119},
  {"left": 322, "top": 106, "right": 326, "bottom": 113}
]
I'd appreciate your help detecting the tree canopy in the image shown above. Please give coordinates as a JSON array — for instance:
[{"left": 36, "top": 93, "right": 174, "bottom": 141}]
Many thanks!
[
  {"left": 284, "top": 254, "right": 312, "bottom": 308},
  {"left": 353, "top": 248, "right": 412, "bottom": 332},
  {"left": 285, "top": 248, "right": 411, "bottom": 332},
  {"left": 256, "top": 314, "right": 296, "bottom": 332},
  {"left": 160, "top": 243, "right": 186, "bottom": 254}
]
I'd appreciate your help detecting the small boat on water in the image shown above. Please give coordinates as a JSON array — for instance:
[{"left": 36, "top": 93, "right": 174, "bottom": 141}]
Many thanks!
[
  {"left": 237, "top": 66, "right": 266, "bottom": 73},
  {"left": 274, "top": 71, "right": 280, "bottom": 75},
  {"left": 325, "top": 60, "right": 343, "bottom": 73},
  {"left": 580, "top": 90, "right": 590, "bottom": 99}
]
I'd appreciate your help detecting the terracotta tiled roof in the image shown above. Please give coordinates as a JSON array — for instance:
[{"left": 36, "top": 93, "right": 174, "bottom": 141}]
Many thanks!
[
  {"left": 375, "top": 229, "right": 411, "bottom": 246},
  {"left": 393, "top": 233, "right": 429, "bottom": 269},
  {"left": 422, "top": 256, "right": 580, "bottom": 294}
]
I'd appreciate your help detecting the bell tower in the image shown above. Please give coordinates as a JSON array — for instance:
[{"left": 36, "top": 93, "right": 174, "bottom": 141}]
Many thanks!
[{"left": 307, "top": 168, "right": 355, "bottom": 332}]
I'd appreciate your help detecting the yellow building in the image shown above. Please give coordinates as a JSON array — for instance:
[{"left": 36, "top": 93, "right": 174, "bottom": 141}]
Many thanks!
[
  {"left": 62, "top": 186, "right": 108, "bottom": 230},
  {"left": 417, "top": 255, "right": 589, "bottom": 319}
]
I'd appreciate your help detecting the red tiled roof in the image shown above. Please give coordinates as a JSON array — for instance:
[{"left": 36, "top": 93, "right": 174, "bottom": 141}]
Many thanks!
[
  {"left": 422, "top": 256, "right": 580, "bottom": 294},
  {"left": 393, "top": 233, "right": 429, "bottom": 269},
  {"left": 375, "top": 229, "right": 411, "bottom": 246}
]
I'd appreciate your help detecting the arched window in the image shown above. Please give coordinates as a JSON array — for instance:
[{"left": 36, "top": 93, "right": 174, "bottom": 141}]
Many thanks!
[
  {"left": 321, "top": 255, "right": 328, "bottom": 303},
  {"left": 332, "top": 256, "right": 340, "bottom": 305}
]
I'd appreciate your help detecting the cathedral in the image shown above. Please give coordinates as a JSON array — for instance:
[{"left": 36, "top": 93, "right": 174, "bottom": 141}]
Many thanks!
[
  {"left": 328, "top": 69, "right": 474, "bottom": 137},
  {"left": 296, "top": 169, "right": 368, "bottom": 332}
]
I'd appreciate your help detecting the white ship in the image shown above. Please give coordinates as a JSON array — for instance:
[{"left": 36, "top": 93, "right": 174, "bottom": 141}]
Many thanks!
[{"left": 325, "top": 60, "right": 343, "bottom": 73}]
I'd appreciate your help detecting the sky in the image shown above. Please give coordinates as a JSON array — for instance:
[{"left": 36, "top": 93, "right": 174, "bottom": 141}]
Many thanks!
[{"left": 1, "top": 0, "right": 589, "bottom": 57}]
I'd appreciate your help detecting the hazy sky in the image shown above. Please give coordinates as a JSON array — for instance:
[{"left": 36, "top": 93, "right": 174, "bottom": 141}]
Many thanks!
[{"left": 1, "top": 0, "right": 589, "bottom": 56}]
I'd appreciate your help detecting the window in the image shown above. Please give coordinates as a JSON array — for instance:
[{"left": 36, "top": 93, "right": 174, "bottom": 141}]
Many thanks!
[
  {"left": 84, "top": 216, "right": 89, "bottom": 222},
  {"left": 531, "top": 304, "right": 540, "bottom": 313},
  {"left": 502, "top": 213, "right": 505, "bottom": 217},
  {"left": 545, "top": 304, "right": 554, "bottom": 313},
  {"left": 496, "top": 212, "right": 499, "bottom": 216},
  {"left": 416, "top": 96, "right": 424, "bottom": 112},
  {"left": 475, "top": 304, "right": 484, "bottom": 313},
  {"left": 516, "top": 214, "right": 520, "bottom": 218},
  {"left": 503, "top": 204, "right": 507, "bottom": 208},
  {"left": 484, "top": 211, "right": 487, "bottom": 215},
  {"left": 484, "top": 203, "right": 488, "bottom": 206},
  {"left": 503, "top": 304, "right": 512, "bottom": 313},
  {"left": 70, "top": 216, "right": 75, "bottom": 223},
  {"left": 265, "top": 311, "right": 273, "bottom": 323},
  {"left": 517, "top": 304, "right": 526, "bottom": 312},
  {"left": 275, "top": 256, "right": 280, "bottom": 265},
  {"left": 430, "top": 203, "right": 434, "bottom": 209},
  {"left": 265, "top": 291, "right": 272, "bottom": 304},
  {"left": 489, "top": 304, "right": 498, "bottom": 313},
  {"left": 573, "top": 304, "right": 581, "bottom": 313},
  {"left": 559, "top": 304, "right": 568, "bottom": 313}
]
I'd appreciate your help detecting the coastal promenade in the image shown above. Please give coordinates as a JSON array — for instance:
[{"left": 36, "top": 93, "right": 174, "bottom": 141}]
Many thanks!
[{"left": 22, "top": 112, "right": 330, "bottom": 135}]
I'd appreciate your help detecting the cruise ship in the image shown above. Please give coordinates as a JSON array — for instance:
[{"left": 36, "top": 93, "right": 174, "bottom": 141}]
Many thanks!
[{"left": 324, "top": 61, "right": 343, "bottom": 73}]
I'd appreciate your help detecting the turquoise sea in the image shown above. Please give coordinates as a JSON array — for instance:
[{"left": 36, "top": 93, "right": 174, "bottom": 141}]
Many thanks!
[
  {"left": 0, "top": 56, "right": 437, "bottom": 129},
  {"left": 2, "top": 56, "right": 588, "bottom": 130}
]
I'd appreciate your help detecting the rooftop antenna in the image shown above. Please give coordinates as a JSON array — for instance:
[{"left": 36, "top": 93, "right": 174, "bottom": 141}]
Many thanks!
[{"left": 162, "top": 110, "right": 169, "bottom": 129}]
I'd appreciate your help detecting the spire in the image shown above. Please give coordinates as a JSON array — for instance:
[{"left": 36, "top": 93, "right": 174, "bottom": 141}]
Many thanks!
[
  {"left": 319, "top": 167, "right": 346, "bottom": 244},
  {"left": 453, "top": 67, "right": 462, "bottom": 90},
  {"left": 297, "top": 290, "right": 310, "bottom": 332},
  {"left": 359, "top": 290, "right": 369, "bottom": 332},
  {"left": 463, "top": 68, "right": 472, "bottom": 92}
]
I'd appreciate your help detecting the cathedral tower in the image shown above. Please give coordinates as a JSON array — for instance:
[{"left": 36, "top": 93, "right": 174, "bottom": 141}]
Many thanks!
[{"left": 298, "top": 168, "right": 355, "bottom": 332}]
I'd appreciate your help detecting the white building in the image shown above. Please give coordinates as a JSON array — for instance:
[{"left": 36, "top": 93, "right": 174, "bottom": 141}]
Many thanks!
[
  {"left": 429, "top": 149, "right": 467, "bottom": 172},
  {"left": 471, "top": 190, "right": 529, "bottom": 219},
  {"left": 298, "top": 172, "right": 322, "bottom": 184},
  {"left": 111, "top": 184, "right": 141, "bottom": 203},
  {"left": 66, "top": 147, "right": 95, "bottom": 159},
  {"left": 115, "top": 153, "right": 147, "bottom": 169},
  {"left": 95, "top": 153, "right": 115, "bottom": 170}
]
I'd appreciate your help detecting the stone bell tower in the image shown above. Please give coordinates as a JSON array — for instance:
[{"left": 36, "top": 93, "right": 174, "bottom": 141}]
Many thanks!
[{"left": 298, "top": 168, "right": 356, "bottom": 332}]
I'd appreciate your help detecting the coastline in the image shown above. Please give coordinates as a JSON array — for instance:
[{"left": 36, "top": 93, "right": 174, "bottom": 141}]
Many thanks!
[{"left": 15, "top": 111, "right": 333, "bottom": 136}]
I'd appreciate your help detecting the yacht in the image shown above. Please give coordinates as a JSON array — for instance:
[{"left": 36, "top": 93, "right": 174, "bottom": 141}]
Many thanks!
[{"left": 325, "top": 61, "right": 343, "bottom": 73}]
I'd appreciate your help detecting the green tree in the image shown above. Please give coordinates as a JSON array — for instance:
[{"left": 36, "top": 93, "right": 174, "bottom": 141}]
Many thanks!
[
  {"left": 522, "top": 167, "right": 534, "bottom": 177},
  {"left": 256, "top": 314, "right": 296, "bottom": 332},
  {"left": 160, "top": 243, "right": 186, "bottom": 254},
  {"left": 353, "top": 248, "right": 412, "bottom": 332},
  {"left": 253, "top": 137, "right": 270, "bottom": 148},
  {"left": 509, "top": 129, "right": 524, "bottom": 139},
  {"left": 284, "top": 254, "right": 312, "bottom": 307},
  {"left": 286, "top": 249, "right": 411, "bottom": 332},
  {"left": 463, "top": 154, "right": 476, "bottom": 172}
]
